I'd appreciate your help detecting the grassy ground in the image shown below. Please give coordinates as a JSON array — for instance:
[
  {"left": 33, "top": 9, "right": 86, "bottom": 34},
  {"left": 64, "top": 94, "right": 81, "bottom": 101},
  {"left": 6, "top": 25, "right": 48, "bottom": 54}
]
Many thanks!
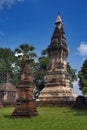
[{"left": 0, "top": 107, "right": 87, "bottom": 130}]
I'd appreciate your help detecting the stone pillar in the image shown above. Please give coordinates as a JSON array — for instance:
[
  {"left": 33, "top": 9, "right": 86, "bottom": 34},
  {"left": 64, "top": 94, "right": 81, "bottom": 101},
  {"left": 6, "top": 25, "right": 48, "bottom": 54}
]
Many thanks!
[{"left": 12, "top": 61, "right": 38, "bottom": 117}]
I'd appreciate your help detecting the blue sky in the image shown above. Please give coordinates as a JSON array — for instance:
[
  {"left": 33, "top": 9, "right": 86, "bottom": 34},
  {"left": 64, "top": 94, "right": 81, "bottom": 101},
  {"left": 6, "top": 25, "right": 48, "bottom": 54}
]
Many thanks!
[{"left": 0, "top": 0, "right": 87, "bottom": 95}]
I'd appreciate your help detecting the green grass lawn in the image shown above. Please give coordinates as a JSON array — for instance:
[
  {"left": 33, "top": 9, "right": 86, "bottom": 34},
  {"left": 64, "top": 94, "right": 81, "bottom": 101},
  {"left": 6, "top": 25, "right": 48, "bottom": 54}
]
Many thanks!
[{"left": 0, "top": 107, "right": 87, "bottom": 130}]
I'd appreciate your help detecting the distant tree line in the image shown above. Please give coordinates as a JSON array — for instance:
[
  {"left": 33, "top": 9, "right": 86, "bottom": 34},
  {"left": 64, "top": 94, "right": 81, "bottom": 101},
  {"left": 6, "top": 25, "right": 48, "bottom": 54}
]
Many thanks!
[
  {"left": 0, "top": 43, "right": 86, "bottom": 97},
  {"left": 78, "top": 59, "right": 87, "bottom": 95}
]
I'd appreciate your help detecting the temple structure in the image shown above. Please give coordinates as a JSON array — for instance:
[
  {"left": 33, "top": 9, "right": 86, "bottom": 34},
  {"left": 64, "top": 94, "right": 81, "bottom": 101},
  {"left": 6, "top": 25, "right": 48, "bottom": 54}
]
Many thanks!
[
  {"left": 0, "top": 81, "right": 17, "bottom": 107},
  {"left": 38, "top": 15, "right": 77, "bottom": 106},
  {"left": 12, "top": 60, "right": 37, "bottom": 117}
]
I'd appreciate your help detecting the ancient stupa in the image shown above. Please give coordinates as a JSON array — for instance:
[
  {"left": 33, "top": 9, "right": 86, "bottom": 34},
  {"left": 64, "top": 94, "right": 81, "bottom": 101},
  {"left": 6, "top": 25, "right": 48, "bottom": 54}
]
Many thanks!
[
  {"left": 38, "top": 15, "right": 77, "bottom": 106},
  {"left": 12, "top": 60, "right": 38, "bottom": 117}
]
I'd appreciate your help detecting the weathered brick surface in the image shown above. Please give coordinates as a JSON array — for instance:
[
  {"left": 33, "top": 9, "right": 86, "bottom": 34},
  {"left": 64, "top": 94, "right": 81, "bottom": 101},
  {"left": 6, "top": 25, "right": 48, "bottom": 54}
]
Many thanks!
[
  {"left": 38, "top": 15, "right": 77, "bottom": 105},
  {"left": 12, "top": 61, "right": 38, "bottom": 117}
]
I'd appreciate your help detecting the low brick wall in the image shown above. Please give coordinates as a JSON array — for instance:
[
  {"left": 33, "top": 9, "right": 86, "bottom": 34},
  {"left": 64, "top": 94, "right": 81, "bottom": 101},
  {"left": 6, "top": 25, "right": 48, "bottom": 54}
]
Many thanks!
[
  {"left": 36, "top": 100, "right": 75, "bottom": 107},
  {"left": 74, "top": 96, "right": 87, "bottom": 109},
  {"left": 3, "top": 102, "right": 16, "bottom": 107}
]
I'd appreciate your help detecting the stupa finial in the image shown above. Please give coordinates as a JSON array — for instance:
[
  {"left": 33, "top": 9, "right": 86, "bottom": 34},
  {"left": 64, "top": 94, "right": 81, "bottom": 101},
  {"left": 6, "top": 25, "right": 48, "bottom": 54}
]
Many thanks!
[{"left": 55, "top": 11, "right": 62, "bottom": 24}]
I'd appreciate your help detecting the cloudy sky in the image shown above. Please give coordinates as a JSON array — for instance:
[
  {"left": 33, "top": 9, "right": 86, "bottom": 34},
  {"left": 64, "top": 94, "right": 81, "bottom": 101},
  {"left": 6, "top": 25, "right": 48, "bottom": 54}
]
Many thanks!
[{"left": 0, "top": 0, "right": 87, "bottom": 95}]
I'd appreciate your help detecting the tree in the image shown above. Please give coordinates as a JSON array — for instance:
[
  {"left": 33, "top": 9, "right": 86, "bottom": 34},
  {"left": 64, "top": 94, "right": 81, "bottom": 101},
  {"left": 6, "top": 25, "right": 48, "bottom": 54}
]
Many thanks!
[
  {"left": 32, "top": 56, "right": 49, "bottom": 99},
  {"left": 0, "top": 48, "right": 17, "bottom": 84},
  {"left": 0, "top": 44, "right": 37, "bottom": 87},
  {"left": 32, "top": 56, "right": 49, "bottom": 91},
  {"left": 67, "top": 62, "right": 77, "bottom": 88},
  {"left": 32, "top": 49, "right": 49, "bottom": 99},
  {"left": 78, "top": 59, "right": 87, "bottom": 95},
  {"left": 14, "top": 43, "right": 37, "bottom": 62}
]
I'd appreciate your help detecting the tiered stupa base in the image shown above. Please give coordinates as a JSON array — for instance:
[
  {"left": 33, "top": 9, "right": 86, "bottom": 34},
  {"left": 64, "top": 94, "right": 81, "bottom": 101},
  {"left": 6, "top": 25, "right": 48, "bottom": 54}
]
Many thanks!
[
  {"left": 38, "top": 86, "right": 77, "bottom": 107},
  {"left": 38, "top": 70, "right": 77, "bottom": 107},
  {"left": 12, "top": 81, "right": 38, "bottom": 117},
  {"left": 12, "top": 100, "right": 37, "bottom": 117}
]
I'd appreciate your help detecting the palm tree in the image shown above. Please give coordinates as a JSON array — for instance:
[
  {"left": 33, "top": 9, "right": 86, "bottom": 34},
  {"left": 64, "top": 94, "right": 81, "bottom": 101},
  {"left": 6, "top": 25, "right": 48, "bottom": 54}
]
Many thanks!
[{"left": 14, "top": 43, "right": 37, "bottom": 62}]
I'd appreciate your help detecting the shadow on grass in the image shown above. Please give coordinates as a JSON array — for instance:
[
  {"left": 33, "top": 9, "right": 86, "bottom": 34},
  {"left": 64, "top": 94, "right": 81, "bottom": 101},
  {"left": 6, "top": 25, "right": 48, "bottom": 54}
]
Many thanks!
[
  {"left": 3, "top": 114, "right": 33, "bottom": 119},
  {"left": 67, "top": 108, "right": 87, "bottom": 116},
  {"left": 3, "top": 115, "right": 14, "bottom": 119},
  {"left": 3, "top": 107, "right": 87, "bottom": 118}
]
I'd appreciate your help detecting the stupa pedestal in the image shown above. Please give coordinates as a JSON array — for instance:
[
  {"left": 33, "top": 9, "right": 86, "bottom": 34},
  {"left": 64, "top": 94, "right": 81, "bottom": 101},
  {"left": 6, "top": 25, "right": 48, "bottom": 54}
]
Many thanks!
[
  {"left": 38, "top": 15, "right": 77, "bottom": 107},
  {"left": 12, "top": 61, "right": 38, "bottom": 117},
  {"left": 38, "top": 70, "right": 76, "bottom": 106}
]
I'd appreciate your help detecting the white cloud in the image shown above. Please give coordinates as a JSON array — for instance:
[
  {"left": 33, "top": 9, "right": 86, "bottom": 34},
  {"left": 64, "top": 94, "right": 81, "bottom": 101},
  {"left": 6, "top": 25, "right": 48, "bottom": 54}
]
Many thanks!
[
  {"left": 15, "top": 52, "right": 23, "bottom": 56},
  {"left": 73, "top": 80, "right": 82, "bottom": 96},
  {"left": 0, "top": 0, "right": 24, "bottom": 9},
  {"left": 73, "top": 80, "right": 78, "bottom": 86},
  {"left": 77, "top": 42, "right": 87, "bottom": 56}
]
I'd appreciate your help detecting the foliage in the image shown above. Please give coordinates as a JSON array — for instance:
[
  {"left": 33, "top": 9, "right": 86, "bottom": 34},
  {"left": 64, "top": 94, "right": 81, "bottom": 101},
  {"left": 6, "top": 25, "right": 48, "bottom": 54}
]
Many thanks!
[
  {"left": 32, "top": 56, "right": 49, "bottom": 91},
  {"left": 14, "top": 43, "right": 37, "bottom": 62},
  {"left": 78, "top": 59, "right": 87, "bottom": 95},
  {"left": 32, "top": 49, "right": 49, "bottom": 99},
  {"left": 0, "top": 44, "right": 37, "bottom": 87},
  {"left": 0, "top": 48, "right": 18, "bottom": 84},
  {"left": 67, "top": 62, "right": 77, "bottom": 88},
  {"left": 1, "top": 107, "right": 87, "bottom": 130}
]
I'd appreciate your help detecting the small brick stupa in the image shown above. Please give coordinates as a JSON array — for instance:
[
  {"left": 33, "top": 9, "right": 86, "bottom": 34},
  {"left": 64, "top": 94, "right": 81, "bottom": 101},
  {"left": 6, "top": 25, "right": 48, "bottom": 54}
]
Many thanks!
[
  {"left": 12, "top": 60, "right": 38, "bottom": 117},
  {"left": 38, "top": 15, "right": 77, "bottom": 106}
]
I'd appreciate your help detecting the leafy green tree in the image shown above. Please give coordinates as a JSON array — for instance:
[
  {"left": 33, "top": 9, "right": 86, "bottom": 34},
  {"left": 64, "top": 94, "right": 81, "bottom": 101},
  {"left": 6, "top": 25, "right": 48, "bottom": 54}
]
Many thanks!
[
  {"left": 78, "top": 59, "right": 87, "bottom": 95},
  {"left": 0, "top": 48, "right": 18, "bottom": 84},
  {"left": 32, "top": 54, "right": 49, "bottom": 99},
  {"left": 32, "top": 56, "right": 49, "bottom": 91},
  {"left": 0, "top": 44, "right": 37, "bottom": 87},
  {"left": 67, "top": 62, "right": 77, "bottom": 88}
]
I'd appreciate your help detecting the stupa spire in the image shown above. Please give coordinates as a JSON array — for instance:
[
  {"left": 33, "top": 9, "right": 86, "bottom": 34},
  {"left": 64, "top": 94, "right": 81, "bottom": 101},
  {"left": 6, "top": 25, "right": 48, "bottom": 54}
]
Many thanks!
[{"left": 55, "top": 14, "right": 62, "bottom": 24}]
